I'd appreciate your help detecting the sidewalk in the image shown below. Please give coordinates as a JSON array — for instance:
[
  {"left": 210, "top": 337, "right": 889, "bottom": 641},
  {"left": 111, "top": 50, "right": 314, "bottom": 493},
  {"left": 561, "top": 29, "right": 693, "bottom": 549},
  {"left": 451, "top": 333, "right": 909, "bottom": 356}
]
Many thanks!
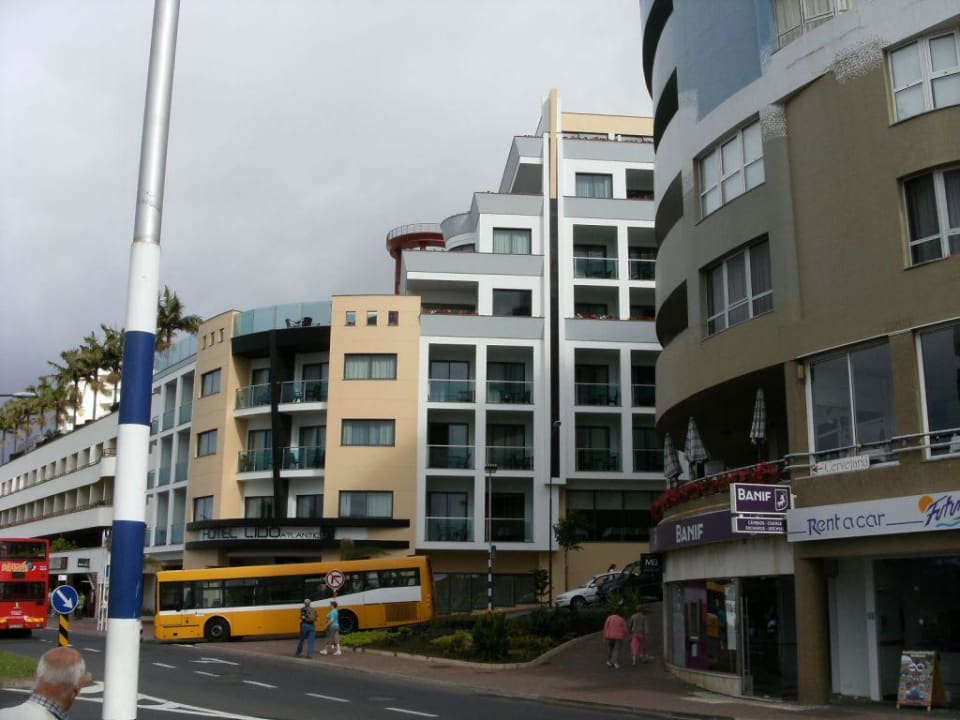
[{"left": 65, "top": 616, "right": 953, "bottom": 720}]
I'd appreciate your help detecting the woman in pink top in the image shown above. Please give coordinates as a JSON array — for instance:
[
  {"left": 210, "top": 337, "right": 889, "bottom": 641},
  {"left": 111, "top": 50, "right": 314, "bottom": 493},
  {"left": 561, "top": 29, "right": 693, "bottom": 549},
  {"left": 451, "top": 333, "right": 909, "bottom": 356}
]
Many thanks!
[{"left": 603, "top": 606, "right": 629, "bottom": 669}]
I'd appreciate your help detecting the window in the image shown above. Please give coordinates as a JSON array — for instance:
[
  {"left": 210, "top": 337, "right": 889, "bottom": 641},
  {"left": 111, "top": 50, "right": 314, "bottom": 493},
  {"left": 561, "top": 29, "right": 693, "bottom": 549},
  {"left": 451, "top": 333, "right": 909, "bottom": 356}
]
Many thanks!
[
  {"left": 890, "top": 28, "right": 960, "bottom": 121},
  {"left": 918, "top": 323, "right": 960, "bottom": 456},
  {"left": 342, "top": 419, "right": 395, "bottom": 446},
  {"left": 567, "top": 490, "right": 653, "bottom": 541},
  {"left": 345, "top": 311, "right": 356, "bottom": 326},
  {"left": 366, "top": 310, "right": 378, "bottom": 326},
  {"left": 492, "top": 289, "right": 532, "bottom": 317},
  {"left": 904, "top": 166, "right": 960, "bottom": 265},
  {"left": 575, "top": 173, "right": 613, "bottom": 198},
  {"left": 492, "top": 228, "right": 531, "bottom": 254},
  {"left": 339, "top": 491, "right": 393, "bottom": 518},
  {"left": 388, "top": 311, "right": 399, "bottom": 326},
  {"left": 344, "top": 354, "right": 397, "bottom": 380},
  {"left": 197, "top": 429, "right": 217, "bottom": 457},
  {"left": 810, "top": 342, "right": 895, "bottom": 459},
  {"left": 193, "top": 495, "right": 213, "bottom": 521},
  {"left": 706, "top": 240, "right": 772, "bottom": 335},
  {"left": 244, "top": 496, "right": 274, "bottom": 519},
  {"left": 700, "top": 121, "right": 763, "bottom": 216},
  {"left": 295, "top": 494, "right": 323, "bottom": 519},
  {"left": 200, "top": 369, "right": 221, "bottom": 397},
  {"left": 773, "top": 0, "right": 854, "bottom": 49}
]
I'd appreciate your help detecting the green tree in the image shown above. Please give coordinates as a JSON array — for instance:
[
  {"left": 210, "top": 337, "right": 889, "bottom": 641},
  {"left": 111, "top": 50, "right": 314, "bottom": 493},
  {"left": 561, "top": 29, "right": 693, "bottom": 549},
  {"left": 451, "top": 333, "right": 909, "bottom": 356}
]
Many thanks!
[
  {"left": 48, "top": 349, "right": 84, "bottom": 427},
  {"left": 78, "top": 331, "right": 111, "bottom": 422},
  {"left": 156, "top": 286, "right": 201, "bottom": 352},
  {"left": 553, "top": 515, "right": 586, "bottom": 592},
  {"left": 99, "top": 325, "right": 125, "bottom": 409}
]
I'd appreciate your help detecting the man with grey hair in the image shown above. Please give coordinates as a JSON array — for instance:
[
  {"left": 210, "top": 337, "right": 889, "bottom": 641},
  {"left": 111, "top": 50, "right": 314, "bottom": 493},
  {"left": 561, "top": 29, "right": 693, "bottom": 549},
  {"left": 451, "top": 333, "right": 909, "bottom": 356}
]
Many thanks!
[{"left": 0, "top": 646, "right": 89, "bottom": 719}]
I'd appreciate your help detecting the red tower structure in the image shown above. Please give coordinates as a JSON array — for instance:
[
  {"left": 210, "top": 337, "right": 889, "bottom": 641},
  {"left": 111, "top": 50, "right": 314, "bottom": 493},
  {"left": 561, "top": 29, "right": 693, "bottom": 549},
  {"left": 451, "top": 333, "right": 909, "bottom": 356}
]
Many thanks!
[{"left": 385, "top": 223, "right": 445, "bottom": 294}]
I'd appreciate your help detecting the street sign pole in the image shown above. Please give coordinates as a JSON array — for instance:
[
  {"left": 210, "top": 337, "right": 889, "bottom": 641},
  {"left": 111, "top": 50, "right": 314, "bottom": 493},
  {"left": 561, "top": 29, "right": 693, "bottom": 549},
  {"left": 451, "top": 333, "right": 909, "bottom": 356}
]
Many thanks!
[{"left": 50, "top": 584, "right": 80, "bottom": 647}]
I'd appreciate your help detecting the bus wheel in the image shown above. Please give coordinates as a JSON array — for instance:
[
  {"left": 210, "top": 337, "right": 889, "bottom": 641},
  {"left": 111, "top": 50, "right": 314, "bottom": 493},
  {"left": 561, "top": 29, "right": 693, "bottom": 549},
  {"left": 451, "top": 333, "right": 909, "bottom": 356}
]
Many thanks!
[
  {"left": 338, "top": 610, "right": 358, "bottom": 634},
  {"left": 204, "top": 618, "right": 230, "bottom": 642}
]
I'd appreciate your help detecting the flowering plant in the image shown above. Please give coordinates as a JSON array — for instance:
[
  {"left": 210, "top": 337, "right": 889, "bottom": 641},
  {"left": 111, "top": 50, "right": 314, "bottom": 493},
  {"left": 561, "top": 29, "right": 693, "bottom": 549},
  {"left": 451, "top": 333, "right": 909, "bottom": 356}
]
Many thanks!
[{"left": 651, "top": 461, "right": 783, "bottom": 522}]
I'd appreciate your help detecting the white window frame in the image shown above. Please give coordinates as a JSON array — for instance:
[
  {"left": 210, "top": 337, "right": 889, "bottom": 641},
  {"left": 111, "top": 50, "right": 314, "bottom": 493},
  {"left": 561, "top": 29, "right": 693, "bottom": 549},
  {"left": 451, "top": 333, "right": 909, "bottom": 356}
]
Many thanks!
[
  {"left": 774, "top": 0, "right": 854, "bottom": 49},
  {"left": 903, "top": 165, "right": 960, "bottom": 265},
  {"left": 699, "top": 121, "right": 764, "bottom": 218},
  {"left": 889, "top": 27, "right": 960, "bottom": 121},
  {"left": 705, "top": 241, "right": 773, "bottom": 336}
]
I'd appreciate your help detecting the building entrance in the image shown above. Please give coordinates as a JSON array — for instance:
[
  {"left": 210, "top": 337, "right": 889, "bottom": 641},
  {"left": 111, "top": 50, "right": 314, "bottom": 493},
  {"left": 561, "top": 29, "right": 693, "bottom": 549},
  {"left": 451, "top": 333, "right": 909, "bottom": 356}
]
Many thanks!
[{"left": 742, "top": 576, "right": 797, "bottom": 698}]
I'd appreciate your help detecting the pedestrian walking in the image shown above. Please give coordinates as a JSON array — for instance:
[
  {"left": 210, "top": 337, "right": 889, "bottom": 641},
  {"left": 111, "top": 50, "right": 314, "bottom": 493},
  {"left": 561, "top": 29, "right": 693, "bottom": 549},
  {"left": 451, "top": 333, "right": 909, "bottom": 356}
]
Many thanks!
[
  {"left": 74, "top": 593, "right": 86, "bottom": 620},
  {"left": 628, "top": 608, "right": 649, "bottom": 665},
  {"left": 319, "top": 600, "right": 341, "bottom": 656},
  {"left": 294, "top": 598, "right": 317, "bottom": 658},
  {"left": 603, "top": 604, "right": 628, "bottom": 669},
  {"left": 0, "top": 646, "right": 91, "bottom": 719}
]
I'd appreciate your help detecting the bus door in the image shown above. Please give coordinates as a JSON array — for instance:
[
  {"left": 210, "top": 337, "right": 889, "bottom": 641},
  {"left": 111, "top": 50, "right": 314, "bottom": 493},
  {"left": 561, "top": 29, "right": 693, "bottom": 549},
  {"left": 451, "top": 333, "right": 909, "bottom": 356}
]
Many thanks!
[{"left": 158, "top": 581, "right": 206, "bottom": 636}]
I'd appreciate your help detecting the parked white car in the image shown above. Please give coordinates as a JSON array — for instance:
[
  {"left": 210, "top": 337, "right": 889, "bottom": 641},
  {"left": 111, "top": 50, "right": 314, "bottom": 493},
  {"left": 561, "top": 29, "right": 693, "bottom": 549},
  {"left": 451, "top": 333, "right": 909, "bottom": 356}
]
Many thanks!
[{"left": 554, "top": 571, "right": 620, "bottom": 609}]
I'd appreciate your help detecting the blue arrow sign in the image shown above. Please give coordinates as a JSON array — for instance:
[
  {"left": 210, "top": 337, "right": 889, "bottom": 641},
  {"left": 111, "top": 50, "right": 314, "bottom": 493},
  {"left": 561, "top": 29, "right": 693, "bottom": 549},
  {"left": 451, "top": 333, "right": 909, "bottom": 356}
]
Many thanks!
[{"left": 51, "top": 585, "right": 79, "bottom": 615}]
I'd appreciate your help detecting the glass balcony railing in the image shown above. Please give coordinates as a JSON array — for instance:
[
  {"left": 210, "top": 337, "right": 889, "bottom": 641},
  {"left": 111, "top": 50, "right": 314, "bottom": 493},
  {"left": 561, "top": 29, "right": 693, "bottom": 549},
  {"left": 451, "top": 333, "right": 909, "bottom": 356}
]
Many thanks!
[
  {"left": 233, "top": 301, "right": 332, "bottom": 337},
  {"left": 146, "top": 470, "right": 155, "bottom": 489},
  {"left": 150, "top": 417, "right": 159, "bottom": 435},
  {"left": 486, "top": 380, "right": 532, "bottom": 404},
  {"left": 154, "top": 527, "right": 167, "bottom": 545},
  {"left": 178, "top": 402, "right": 192, "bottom": 425},
  {"left": 174, "top": 461, "right": 189, "bottom": 483},
  {"left": 574, "top": 257, "right": 617, "bottom": 279},
  {"left": 484, "top": 517, "right": 532, "bottom": 542},
  {"left": 170, "top": 524, "right": 184, "bottom": 544},
  {"left": 157, "top": 466, "right": 171, "bottom": 486},
  {"left": 161, "top": 409, "right": 175, "bottom": 431},
  {"left": 486, "top": 446, "right": 533, "bottom": 470},
  {"left": 427, "top": 445, "right": 473, "bottom": 469},
  {"left": 633, "top": 449, "right": 664, "bottom": 472},
  {"left": 428, "top": 379, "right": 475, "bottom": 403},
  {"left": 426, "top": 517, "right": 472, "bottom": 542},
  {"left": 281, "top": 446, "right": 325, "bottom": 470},
  {"left": 629, "top": 258, "right": 656, "bottom": 280},
  {"left": 575, "top": 382, "right": 620, "bottom": 406},
  {"left": 632, "top": 383, "right": 655, "bottom": 406},
  {"left": 238, "top": 449, "right": 273, "bottom": 472},
  {"left": 280, "top": 380, "right": 328, "bottom": 403},
  {"left": 576, "top": 448, "right": 621, "bottom": 471},
  {"left": 144, "top": 527, "right": 152, "bottom": 547},
  {"left": 236, "top": 383, "right": 272, "bottom": 409}
]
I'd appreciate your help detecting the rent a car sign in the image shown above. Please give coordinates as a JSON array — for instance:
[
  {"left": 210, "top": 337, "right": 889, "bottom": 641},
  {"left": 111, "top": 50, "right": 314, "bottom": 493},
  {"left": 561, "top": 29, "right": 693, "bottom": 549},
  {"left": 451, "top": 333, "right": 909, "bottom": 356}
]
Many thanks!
[{"left": 786, "top": 490, "right": 960, "bottom": 542}]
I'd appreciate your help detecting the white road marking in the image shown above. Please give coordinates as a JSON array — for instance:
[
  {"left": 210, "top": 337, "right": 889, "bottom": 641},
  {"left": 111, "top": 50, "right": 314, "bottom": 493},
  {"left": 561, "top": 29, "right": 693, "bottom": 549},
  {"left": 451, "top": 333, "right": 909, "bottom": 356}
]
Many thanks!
[
  {"left": 243, "top": 680, "right": 276, "bottom": 689},
  {"left": 195, "top": 671, "right": 220, "bottom": 677},
  {"left": 152, "top": 662, "right": 177, "bottom": 669},
  {"left": 192, "top": 656, "right": 240, "bottom": 665},
  {"left": 306, "top": 692, "right": 350, "bottom": 703},
  {"left": 385, "top": 708, "right": 438, "bottom": 718},
  {"left": 174, "top": 643, "right": 197, "bottom": 648},
  {"left": 80, "top": 681, "right": 104, "bottom": 695},
  {"left": 82, "top": 647, "right": 101, "bottom": 653}
]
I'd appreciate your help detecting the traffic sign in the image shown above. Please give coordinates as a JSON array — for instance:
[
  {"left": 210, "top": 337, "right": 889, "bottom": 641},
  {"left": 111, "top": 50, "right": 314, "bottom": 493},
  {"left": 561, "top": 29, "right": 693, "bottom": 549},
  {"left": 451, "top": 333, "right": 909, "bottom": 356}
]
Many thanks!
[
  {"left": 51, "top": 585, "right": 80, "bottom": 615},
  {"left": 325, "top": 570, "right": 344, "bottom": 591}
]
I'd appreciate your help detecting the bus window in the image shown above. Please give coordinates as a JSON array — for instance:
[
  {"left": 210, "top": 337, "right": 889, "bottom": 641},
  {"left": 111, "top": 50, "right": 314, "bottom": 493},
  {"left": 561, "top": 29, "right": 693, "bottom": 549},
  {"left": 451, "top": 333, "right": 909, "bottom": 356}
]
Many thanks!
[
  {"left": 262, "top": 576, "right": 303, "bottom": 605},
  {"left": 199, "top": 581, "right": 223, "bottom": 608},
  {"left": 364, "top": 571, "right": 380, "bottom": 590},
  {"left": 343, "top": 572, "right": 365, "bottom": 595},
  {"left": 0, "top": 582, "right": 45, "bottom": 601},
  {"left": 304, "top": 577, "right": 328, "bottom": 601},
  {"left": 159, "top": 582, "right": 184, "bottom": 611},
  {"left": 224, "top": 579, "right": 256, "bottom": 607}
]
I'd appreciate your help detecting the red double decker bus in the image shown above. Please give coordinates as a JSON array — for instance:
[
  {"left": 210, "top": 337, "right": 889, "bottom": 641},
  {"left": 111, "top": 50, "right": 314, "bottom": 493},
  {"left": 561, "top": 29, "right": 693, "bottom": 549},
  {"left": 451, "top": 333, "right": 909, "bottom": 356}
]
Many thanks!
[{"left": 0, "top": 538, "right": 50, "bottom": 635}]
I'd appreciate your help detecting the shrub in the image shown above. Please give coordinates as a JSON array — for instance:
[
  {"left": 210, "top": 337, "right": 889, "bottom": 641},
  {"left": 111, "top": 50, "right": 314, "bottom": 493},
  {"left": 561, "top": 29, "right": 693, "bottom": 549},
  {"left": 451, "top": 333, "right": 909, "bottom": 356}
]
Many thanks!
[
  {"left": 521, "top": 607, "right": 572, "bottom": 640},
  {"left": 472, "top": 613, "right": 510, "bottom": 661},
  {"left": 341, "top": 630, "right": 391, "bottom": 648},
  {"left": 429, "top": 630, "right": 473, "bottom": 655},
  {"left": 509, "top": 633, "right": 553, "bottom": 658}
]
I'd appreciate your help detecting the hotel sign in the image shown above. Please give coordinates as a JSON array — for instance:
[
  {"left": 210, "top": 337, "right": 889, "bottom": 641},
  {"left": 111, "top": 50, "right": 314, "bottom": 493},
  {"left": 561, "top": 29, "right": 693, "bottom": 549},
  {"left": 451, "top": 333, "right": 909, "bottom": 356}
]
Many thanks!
[
  {"left": 197, "top": 526, "right": 325, "bottom": 542},
  {"left": 787, "top": 490, "right": 960, "bottom": 542}
]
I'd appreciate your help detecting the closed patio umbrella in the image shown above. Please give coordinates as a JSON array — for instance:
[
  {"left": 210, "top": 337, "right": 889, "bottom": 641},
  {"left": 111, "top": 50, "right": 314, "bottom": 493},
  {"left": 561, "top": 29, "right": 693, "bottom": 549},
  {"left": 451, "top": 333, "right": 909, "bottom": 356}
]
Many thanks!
[
  {"left": 663, "top": 433, "right": 682, "bottom": 488},
  {"left": 750, "top": 388, "right": 766, "bottom": 447},
  {"left": 684, "top": 417, "right": 709, "bottom": 478}
]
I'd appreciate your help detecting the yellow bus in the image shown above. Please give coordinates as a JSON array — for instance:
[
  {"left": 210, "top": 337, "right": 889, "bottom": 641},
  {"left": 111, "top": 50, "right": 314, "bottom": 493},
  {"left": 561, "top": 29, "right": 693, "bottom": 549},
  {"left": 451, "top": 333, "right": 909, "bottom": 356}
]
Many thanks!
[{"left": 154, "top": 555, "right": 434, "bottom": 642}]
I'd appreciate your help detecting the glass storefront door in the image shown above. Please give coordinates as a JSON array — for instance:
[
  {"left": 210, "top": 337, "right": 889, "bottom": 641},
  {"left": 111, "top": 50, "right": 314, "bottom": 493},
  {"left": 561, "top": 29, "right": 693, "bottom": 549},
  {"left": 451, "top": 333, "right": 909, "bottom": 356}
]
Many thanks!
[{"left": 742, "top": 576, "right": 797, "bottom": 698}]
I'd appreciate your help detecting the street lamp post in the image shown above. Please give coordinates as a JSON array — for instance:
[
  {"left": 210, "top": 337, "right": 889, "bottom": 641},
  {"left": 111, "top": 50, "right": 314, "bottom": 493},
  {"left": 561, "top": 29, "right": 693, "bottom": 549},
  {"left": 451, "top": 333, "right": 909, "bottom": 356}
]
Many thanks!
[
  {"left": 484, "top": 463, "right": 497, "bottom": 612},
  {"left": 549, "top": 420, "right": 561, "bottom": 607}
]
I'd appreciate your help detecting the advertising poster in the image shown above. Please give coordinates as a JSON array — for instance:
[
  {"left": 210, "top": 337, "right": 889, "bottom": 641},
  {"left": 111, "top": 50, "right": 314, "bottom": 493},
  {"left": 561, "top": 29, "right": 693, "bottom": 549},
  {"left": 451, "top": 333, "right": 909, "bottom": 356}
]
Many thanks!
[{"left": 896, "top": 650, "right": 946, "bottom": 710}]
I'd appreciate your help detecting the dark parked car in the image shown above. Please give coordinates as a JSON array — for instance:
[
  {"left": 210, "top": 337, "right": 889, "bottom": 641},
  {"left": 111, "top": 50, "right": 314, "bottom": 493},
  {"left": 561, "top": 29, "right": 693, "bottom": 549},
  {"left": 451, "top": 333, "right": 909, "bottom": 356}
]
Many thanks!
[{"left": 601, "top": 556, "right": 663, "bottom": 603}]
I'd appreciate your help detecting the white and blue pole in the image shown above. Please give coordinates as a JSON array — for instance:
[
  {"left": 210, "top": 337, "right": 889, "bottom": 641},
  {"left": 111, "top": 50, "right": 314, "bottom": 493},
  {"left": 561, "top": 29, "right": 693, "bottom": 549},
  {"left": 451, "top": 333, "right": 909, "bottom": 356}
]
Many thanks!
[{"left": 102, "top": 2, "right": 179, "bottom": 718}]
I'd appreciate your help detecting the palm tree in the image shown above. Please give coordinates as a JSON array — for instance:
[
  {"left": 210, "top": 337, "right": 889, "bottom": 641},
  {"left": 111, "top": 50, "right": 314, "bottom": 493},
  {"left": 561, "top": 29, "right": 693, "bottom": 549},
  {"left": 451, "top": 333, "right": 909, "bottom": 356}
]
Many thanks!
[
  {"left": 156, "top": 286, "right": 201, "bottom": 352},
  {"left": 49, "top": 349, "right": 84, "bottom": 428},
  {"left": 0, "top": 403, "right": 16, "bottom": 463},
  {"left": 78, "top": 331, "right": 110, "bottom": 422},
  {"left": 100, "top": 325, "right": 125, "bottom": 409}
]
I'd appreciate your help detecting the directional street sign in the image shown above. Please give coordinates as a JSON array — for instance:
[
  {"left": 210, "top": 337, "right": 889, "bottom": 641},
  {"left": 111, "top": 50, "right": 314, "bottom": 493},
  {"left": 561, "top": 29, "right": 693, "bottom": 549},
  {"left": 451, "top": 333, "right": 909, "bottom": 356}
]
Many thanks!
[
  {"left": 325, "top": 569, "right": 344, "bottom": 591},
  {"left": 51, "top": 585, "right": 80, "bottom": 615}
]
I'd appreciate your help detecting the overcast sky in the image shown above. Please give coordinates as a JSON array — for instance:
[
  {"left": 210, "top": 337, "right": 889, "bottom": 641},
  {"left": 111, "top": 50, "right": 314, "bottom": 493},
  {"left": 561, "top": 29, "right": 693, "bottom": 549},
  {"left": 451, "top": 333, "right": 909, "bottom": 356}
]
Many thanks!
[{"left": 0, "top": 0, "right": 651, "bottom": 395}]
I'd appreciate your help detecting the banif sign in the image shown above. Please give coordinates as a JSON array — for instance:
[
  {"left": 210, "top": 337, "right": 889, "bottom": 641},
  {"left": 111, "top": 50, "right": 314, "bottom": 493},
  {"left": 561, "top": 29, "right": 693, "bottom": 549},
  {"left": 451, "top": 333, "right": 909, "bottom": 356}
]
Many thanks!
[
  {"left": 787, "top": 491, "right": 960, "bottom": 542},
  {"left": 730, "top": 483, "right": 791, "bottom": 515}
]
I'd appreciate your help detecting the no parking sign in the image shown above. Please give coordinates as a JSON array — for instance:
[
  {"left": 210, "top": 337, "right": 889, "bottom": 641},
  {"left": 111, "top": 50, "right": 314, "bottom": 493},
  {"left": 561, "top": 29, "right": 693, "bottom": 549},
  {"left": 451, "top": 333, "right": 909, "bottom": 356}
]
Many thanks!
[{"left": 325, "top": 569, "right": 344, "bottom": 595}]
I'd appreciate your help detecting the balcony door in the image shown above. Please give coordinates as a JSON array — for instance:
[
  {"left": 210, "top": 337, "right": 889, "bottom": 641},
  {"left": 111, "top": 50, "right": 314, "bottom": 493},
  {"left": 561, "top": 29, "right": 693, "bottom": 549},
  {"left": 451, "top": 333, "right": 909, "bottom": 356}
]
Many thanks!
[
  {"left": 428, "top": 423, "right": 470, "bottom": 468},
  {"left": 488, "top": 424, "right": 529, "bottom": 469},
  {"left": 427, "top": 491, "right": 469, "bottom": 541},
  {"left": 576, "top": 426, "right": 613, "bottom": 471},
  {"left": 299, "top": 425, "right": 325, "bottom": 468},
  {"left": 246, "top": 429, "right": 272, "bottom": 471},
  {"left": 576, "top": 364, "right": 613, "bottom": 405},
  {"left": 430, "top": 360, "right": 471, "bottom": 401},
  {"left": 302, "top": 362, "right": 328, "bottom": 401},
  {"left": 251, "top": 367, "right": 271, "bottom": 405},
  {"left": 487, "top": 493, "right": 526, "bottom": 542}
]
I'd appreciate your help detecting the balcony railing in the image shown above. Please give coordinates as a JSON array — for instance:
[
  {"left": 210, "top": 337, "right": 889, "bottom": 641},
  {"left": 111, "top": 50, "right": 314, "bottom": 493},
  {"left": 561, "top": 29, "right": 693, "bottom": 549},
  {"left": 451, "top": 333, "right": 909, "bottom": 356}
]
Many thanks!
[
  {"left": 147, "top": 470, "right": 155, "bottom": 489},
  {"left": 632, "top": 383, "right": 655, "bottom": 406},
  {"left": 426, "top": 516, "right": 472, "bottom": 542},
  {"left": 154, "top": 527, "right": 167, "bottom": 545},
  {"left": 487, "top": 380, "right": 532, "bottom": 404},
  {"left": 238, "top": 449, "right": 273, "bottom": 472},
  {"left": 633, "top": 448, "right": 664, "bottom": 472},
  {"left": 427, "top": 445, "right": 473, "bottom": 469},
  {"left": 236, "top": 383, "right": 272, "bottom": 410},
  {"left": 575, "top": 382, "right": 620, "bottom": 406},
  {"left": 629, "top": 258, "right": 655, "bottom": 280},
  {"left": 157, "top": 466, "right": 171, "bottom": 487},
  {"left": 428, "top": 379, "right": 475, "bottom": 403},
  {"left": 178, "top": 402, "right": 192, "bottom": 425},
  {"left": 170, "top": 523, "right": 184, "bottom": 544},
  {"left": 174, "top": 461, "right": 189, "bottom": 483},
  {"left": 574, "top": 257, "right": 617, "bottom": 279},
  {"left": 150, "top": 417, "right": 159, "bottom": 435},
  {"left": 280, "top": 379, "right": 328, "bottom": 404},
  {"left": 484, "top": 517, "right": 532, "bottom": 542},
  {"left": 144, "top": 526, "right": 152, "bottom": 547},
  {"left": 486, "top": 446, "right": 533, "bottom": 470},
  {"left": 161, "top": 409, "right": 175, "bottom": 431},
  {"left": 576, "top": 448, "right": 620, "bottom": 471},
  {"left": 281, "top": 446, "right": 325, "bottom": 470}
]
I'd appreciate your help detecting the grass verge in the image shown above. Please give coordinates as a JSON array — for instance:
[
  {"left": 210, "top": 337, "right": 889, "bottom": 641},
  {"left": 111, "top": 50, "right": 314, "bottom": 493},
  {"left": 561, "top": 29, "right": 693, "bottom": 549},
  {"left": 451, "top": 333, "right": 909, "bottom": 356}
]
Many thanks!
[{"left": 0, "top": 650, "right": 37, "bottom": 682}]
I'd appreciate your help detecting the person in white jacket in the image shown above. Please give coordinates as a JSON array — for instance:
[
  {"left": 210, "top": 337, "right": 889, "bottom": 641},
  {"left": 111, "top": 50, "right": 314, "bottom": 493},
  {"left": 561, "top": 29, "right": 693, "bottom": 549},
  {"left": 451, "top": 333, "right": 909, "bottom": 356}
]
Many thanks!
[{"left": 0, "top": 647, "right": 89, "bottom": 719}]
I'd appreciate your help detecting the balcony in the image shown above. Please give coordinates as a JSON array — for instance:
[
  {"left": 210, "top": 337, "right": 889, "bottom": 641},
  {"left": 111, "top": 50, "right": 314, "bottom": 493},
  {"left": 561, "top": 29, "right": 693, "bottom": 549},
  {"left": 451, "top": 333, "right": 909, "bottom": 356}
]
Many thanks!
[
  {"left": 154, "top": 526, "right": 167, "bottom": 545},
  {"left": 574, "top": 257, "right": 618, "bottom": 280},
  {"left": 577, "top": 448, "right": 620, "bottom": 471},
  {"left": 233, "top": 301, "right": 331, "bottom": 337},
  {"left": 161, "top": 409, "right": 175, "bottom": 431},
  {"left": 428, "top": 379, "right": 475, "bottom": 403},
  {"left": 144, "top": 526, "right": 152, "bottom": 547},
  {"left": 575, "top": 383, "right": 620, "bottom": 406},
  {"left": 629, "top": 258, "right": 655, "bottom": 281},
  {"left": 280, "top": 380, "right": 327, "bottom": 404},
  {"left": 236, "top": 383, "right": 272, "bottom": 410},
  {"left": 632, "top": 383, "right": 655, "bottom": 406},
  {"left": 150, "top": 417, "right": 159, "bottom": 435},
  {"left": 486, "top": 446, "right": 533, "bottom": 470},
  {"left": 487, "top": 380, "right": 532, "bottom": 404},
  {"left": 170, "top": 523, "right": 184, "bottom": 544},
  {"left": 157, "top": 466, "right": 171, "bottom": 487},
  {"left": 147, "top": 470, "right": 155, "bottom": 489},
  {"left": 178, "top": 402, "right": 192, "bottom": 425},
  {"left": 174, "top": 461, "right": 188, "bottom": 483},
  {"left": 427, "top": 445, "right": 473, "bottom": 470},
  {"left": 238, "top": 449, "right": 273, "bottom": 473},
  {"left": 633, "top": 448, "right": 664, "bottom": 472},
  {"left": 426, "top": 517, "right": 472, "bottom": 542},
  {"left": 485, "top": 517, "right": 532, "bottom": 543},
  {"left": 281, "top": 446, "right": 325, "bottom": 470}
]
